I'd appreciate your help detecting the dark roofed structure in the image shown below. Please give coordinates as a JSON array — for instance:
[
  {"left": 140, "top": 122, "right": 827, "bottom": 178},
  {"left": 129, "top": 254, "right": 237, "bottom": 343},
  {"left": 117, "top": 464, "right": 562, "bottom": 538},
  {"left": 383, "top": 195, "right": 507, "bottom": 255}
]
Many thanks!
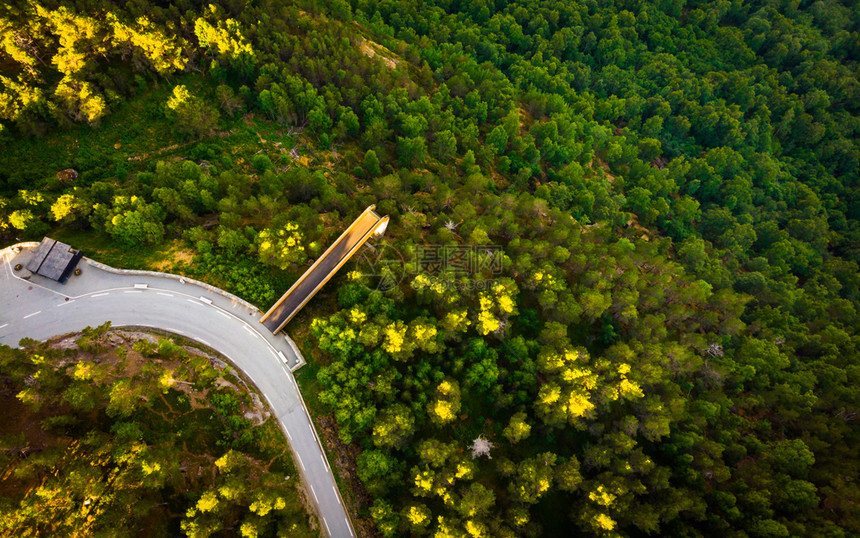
[{"left": 25, "top": 237, "right": 83, "bottom": 284}]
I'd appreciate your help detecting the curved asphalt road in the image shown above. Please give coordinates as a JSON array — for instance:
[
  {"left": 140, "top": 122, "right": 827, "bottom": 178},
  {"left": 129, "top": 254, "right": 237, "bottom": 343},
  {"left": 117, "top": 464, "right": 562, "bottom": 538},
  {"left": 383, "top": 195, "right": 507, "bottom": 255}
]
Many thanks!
[{"left": 0, "top": 245, "right": 353, "bottom": 538}]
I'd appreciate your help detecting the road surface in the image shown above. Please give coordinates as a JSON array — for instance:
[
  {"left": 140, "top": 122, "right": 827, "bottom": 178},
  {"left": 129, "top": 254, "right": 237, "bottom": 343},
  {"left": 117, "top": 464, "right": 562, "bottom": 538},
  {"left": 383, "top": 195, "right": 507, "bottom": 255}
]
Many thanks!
[{"left": 0, "top": 244, "right": 353, "bottom": 538}]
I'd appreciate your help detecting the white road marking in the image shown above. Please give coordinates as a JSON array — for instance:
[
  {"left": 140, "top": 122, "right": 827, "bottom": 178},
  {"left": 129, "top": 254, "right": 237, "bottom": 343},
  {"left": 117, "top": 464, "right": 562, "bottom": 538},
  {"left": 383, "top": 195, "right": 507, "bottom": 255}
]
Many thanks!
[
  {"left": 187, "top": 299, "right": 201, "bottom": 305},
  {"left": 198, "top": 339, "right": 212, "bottom": 347},
  {"left": 323, "top": 519, "right": 331, "bottom": 535},
  {"left": 2, "top": 247, "right": 356, "bottom": 536}
]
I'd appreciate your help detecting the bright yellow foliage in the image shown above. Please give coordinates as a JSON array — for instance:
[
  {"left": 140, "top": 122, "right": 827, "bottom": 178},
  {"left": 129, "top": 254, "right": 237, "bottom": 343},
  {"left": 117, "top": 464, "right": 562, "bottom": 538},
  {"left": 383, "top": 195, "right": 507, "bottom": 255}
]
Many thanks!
[
  {"left": 512, "top": 510, "right": 529, "bottom": 527},
  {"left": 566, "top": 391, "right": 595, "bottom": 418},
  {"left": 194, "top": 14, "right": 254, "bottom": 59},
  {"left": 465, "top": 519, "right": 487, "bottom": 537},
  {"left": 256, "top": 224, "right": 305, "bottom": 270},
  {"left": 455, "top": 462, "right": 474, "bottom": 480},
  {"left": 107, "top": 13, "right": 186, "bottom": 73},
  {"left": 538, "top": 383, "right": 561, "bottom": 405},
  {"left": 619, "top": 378, "right": 644, "bottom": 399},
  {"left": 537, "top": 478, "right": 551, "bottom": 494},
  {"left": 239, "top": 522, "right": 259, "bottom": 538},
  {"left": 433, "top": 516, "right": 461, "bottom": 538},
  {"left": 589, "top": 486, "right": 616, "bottom": 506},
  {"left": 54, "top": 77, "right": 106, "bottom": 122},
  {"left": 406, "top": 505, "right": 430, "bottom": 526},
  {"left": 504, "top": 413, "right": 532, "bottom": 443},
  {"left": 167, "top": 85, "right": 191, "bottom": 111},
  {"left": 441, "top": 309, "right": 470, "bottom": 332},
  {"left": 433, "top": 400, "right": 455, "bottom": 423},
  {"left": 410, "top": 322, "right": 438, "bottom": 352},
  {"left": 196, "top": 491, "right": 219, "bottom": 512},
  {"left": 595, "top": 513, "right": 616, "bottom": 530},
  {"left": 498, "top": 294, "right": 514, "bottom": 313},
  {"left": 141, "top": 461, "right": 161, "bottom": 475},
  {"left": 477, "top": 310, "right": 500, "bottom": 335},
  {"left": 414, "top": 469, "right": 434, "bottom": 493},
  {"left": 383, "top": 322, "right": 407, "bottom": 354},
  {"left": 346, "top": 307, "right": 367, "bottom": 325},
  {"left": 72, "top": 361, "right": 95, "bottom": 381},
  {"left": 158, "top": 371, "right": 175, "bottom": 391}
]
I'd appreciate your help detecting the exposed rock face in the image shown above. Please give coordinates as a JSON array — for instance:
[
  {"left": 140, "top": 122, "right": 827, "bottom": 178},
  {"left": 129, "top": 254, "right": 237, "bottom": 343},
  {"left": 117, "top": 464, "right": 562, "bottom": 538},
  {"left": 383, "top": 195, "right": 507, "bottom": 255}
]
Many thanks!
[{"left": 56, "top": 168, "right": 78, "bottom": 183}]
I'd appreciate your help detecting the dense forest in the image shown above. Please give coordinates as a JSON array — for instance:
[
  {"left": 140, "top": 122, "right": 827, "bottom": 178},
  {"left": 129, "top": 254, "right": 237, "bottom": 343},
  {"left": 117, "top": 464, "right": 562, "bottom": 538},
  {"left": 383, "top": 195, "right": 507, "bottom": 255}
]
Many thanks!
[
  {"left": 0, "top": 324, "right": 316, "bottom": 536},
  {"left": 0, "top": 0, "right": 858, "bottom": 536}
]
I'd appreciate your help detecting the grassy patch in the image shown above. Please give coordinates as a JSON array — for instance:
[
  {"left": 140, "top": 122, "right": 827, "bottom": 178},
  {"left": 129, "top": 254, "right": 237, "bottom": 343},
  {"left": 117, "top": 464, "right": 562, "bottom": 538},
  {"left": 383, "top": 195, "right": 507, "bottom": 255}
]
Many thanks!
[
  {"left": 52, "top": 227, "right": 177, "bottom": 270},
  {"left": 247, "top": 420, "right": 298, "bottom": 475},
  {"left": 0, "top": 80, "right": 180, "bottom": 193},
  {"left": 294, "top": 360, "right": 323, "bottom": 413}
]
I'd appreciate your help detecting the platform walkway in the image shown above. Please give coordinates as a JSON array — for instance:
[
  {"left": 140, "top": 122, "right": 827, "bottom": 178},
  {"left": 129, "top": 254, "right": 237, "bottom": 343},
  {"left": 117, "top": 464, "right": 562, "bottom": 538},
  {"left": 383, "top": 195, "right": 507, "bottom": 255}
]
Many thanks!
[{"left": 261, "top": 205, "right": 388, "bottom": 334}]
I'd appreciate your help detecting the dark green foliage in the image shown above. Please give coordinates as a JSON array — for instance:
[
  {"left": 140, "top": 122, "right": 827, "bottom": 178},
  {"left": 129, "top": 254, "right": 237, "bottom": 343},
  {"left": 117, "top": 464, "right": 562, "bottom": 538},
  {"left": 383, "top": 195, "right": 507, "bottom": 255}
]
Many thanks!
[
  {"left": 251, "top": 154, "right": 272, "bottom": 172},
  {"left": 0, "top": 0, "right": 858, "bottom": 536}
]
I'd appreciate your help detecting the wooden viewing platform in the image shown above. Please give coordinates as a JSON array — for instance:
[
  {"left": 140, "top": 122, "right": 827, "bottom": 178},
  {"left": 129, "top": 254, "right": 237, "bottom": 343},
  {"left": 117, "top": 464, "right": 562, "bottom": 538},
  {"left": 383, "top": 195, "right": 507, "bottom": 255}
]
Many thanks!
[{"left": 260, "top": 205, "right": 389, "bottom": 335}]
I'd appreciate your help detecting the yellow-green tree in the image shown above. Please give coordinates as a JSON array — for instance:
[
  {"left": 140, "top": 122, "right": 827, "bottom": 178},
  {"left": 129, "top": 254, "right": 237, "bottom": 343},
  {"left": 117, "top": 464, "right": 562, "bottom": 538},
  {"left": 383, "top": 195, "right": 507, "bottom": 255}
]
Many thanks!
[
  {"left": 402, "top": 503, "right": 432, "bottom": 532},
  {"left": 474, "top": 278, "right": 518, "bottom": 335},
  {"left": 166, "top": 84, "right": 220, "bottom": 138},
  {"left": 372, "top": 404, "right": 416, "bottom": 449},
  {"left": 256, "top": 224, "right": 306, "bottom": 270},
  {"left": 503, "top": 411, "right": 532, "bottom": 444},
  {"left": 54, "top": 77, "right": 108, "bottom": 123},
  {"left": 428, "top": 379, "right": 462, "bottom": 426},
  {"left": 193, "top": 9, "right": 254, "bottom": 61},
  {"left": 107, "top": 13, "right": 186, "bottom": 74}
]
